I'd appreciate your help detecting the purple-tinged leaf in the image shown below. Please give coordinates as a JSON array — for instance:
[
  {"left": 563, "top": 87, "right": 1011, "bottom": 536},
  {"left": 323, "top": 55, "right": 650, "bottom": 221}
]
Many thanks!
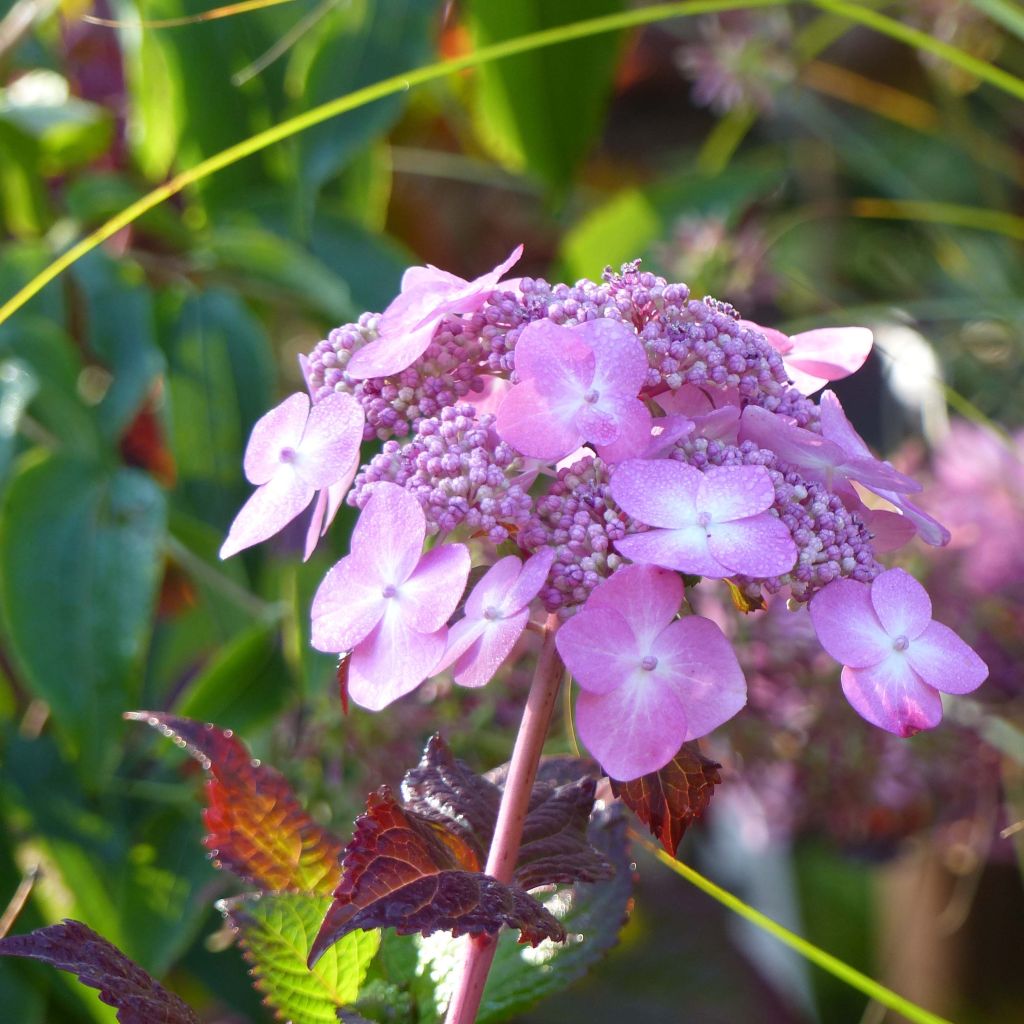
[{"left": 0, "top": 920, "right": 199, "bottom": 1024}]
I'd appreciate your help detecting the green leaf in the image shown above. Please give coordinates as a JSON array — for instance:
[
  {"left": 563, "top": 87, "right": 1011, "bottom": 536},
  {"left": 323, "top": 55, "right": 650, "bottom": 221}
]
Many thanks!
[
  {"left": 220, "top": 892, "right": 380, "bottom": 1023},
  {"left": 465, "top": 0, "right": 626, "bottom": 195},
  {"left": 0, "top": 122, "right": 48, "bottom": 237},
  {"left": 291, "top": 0, "right": 439, "bottom": 205},
  {"left": 0, "top": 457, "right": 166, "bottom": 777},
  {"left": 0, "top": 359, "right": 37, "bottom": 480},
  {"left": 968, "top": 0, "right": 1024, "bottom": 40},
  {"left": 71, "top": 253, "right": 166, "bottom": 441}
]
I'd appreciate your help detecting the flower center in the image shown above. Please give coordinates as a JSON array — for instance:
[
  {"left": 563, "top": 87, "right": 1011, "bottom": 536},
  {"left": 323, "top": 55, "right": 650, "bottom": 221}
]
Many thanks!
[
  {"left": 279, "top": 446, "right": 298, "bottom": 464},
  {"left": 640, "top": 655, "right": 658, "bottom": 671},
  {"left": 381, "top": 584, "right": 398, "bottom": 599},
  {"left": 697, "top": 510, "right": 712, "bottom": 528},
  {"left": 483, "top": 605, "right": 502, "bottom": 621},
  {"left": 583, "top": 388, "right": 600, "bottom": 405},
  {"left": 892, "top": 634, "right": 909, "bottom": 652}
]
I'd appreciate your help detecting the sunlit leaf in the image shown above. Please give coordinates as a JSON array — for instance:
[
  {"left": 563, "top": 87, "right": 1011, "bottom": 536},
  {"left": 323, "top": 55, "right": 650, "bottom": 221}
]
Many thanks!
[
  {"left": 220, "top": 892, "right": 379, "bottom": 1024},
  {"left": 0, "top": 920, "right": 199, "bottom": 1024},
  {"left": 610, "top": 742, "right": 721, "bottom": 856},
  {"left": 129, "top": 712, "right": 344, "bottom": 895}
]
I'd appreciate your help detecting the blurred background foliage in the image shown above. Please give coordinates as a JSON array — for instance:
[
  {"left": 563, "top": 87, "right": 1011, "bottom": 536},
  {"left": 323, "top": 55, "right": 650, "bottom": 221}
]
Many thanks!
[{"left": 0, "top": 1, "right": 1022, "bottom": 1021}]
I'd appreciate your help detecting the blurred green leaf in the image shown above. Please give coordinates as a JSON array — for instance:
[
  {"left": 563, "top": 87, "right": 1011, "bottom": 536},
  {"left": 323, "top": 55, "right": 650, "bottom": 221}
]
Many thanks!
[
  {"left": 0, "top": 122, "right": 48, "bottom": 237},
  {"left": 0, "top": 456, "right": 166, "bottom": 778},
  {"left": 465, "top": 0, "right": 625, "bottom": 196},
  {"left": 71, "top": 253, "right": 166, "bottom": 441},
  {"left": 0, "top": 359, "right": 37, "bottom": 480},
  {"left": 291, "top": 0, "right": 439, "bottom": 208},
  {"left": 64, "top": 175, "right": 190, "bottom": 248},
  {"left": 219, "top": 892, "right": 380, "bottom": 1022}
]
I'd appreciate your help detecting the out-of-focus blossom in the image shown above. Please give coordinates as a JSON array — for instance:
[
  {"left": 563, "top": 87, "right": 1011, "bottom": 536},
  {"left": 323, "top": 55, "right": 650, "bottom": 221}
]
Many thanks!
[
  {"left": 311, "top": 483, "right": 470, "bottom": 710},
  {"left": 810, "top": 568, "right": 987, "bottom": 736},
  {"left": 220, "top": 392, "right": 364, "bottom": 560},
  {"left": 556, "top": 565, "right": 746, "bottom": 780}
]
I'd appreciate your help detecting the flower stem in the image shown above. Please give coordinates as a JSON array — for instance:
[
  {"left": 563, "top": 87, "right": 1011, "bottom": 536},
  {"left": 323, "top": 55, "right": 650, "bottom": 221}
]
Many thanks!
[{"left": 444, "top": 613, "right": 564, "bottom": 1024}]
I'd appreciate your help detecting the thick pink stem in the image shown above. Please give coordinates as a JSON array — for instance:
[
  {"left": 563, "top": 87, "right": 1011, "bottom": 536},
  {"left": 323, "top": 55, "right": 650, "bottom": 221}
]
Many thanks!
[{"left": 444, "top": 613, "right": 564, "bottom": 1024}]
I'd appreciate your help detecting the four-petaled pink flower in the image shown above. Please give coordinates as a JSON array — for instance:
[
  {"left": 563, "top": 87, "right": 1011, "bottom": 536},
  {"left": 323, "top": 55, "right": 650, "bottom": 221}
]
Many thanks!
[
  {"left": 556, "top": 565, "right": 746, "bottom": 780},
  {"left": 310, "top": 483, "right": 470, "bottom": 710},
  {"left": 346, "top": 245, "right": 523, "bottom": 380},
  {"left": 220, "top": 391, "right": 364, "bottom": 560},
  {"left": 809, "top": 567, "right": 987, "bottom": 736},
  {"left": 611, "top": 459, "right": 797, "bottom": 578},
  {"left": 496, "top": 319, "right": 652, "bottom": 463},
  {"left": 436, "top": 547, "right": 555, "bottom": 688},
  {"left": 742, "top": 319, "right": 873, "bottom": 395}
]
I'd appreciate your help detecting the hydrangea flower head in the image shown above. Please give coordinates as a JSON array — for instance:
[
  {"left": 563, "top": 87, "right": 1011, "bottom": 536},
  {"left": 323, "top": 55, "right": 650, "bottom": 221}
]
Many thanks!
[
  {"left": 809, "top": 567, "right": 987, "bottom": 736},
  {"left": 742, "top": 320, "right": 873, "bottom": 395},
  {"left": 346, "top": 245, "right": 523, "bottom": 380},
  {"left": 436, "top": 547, "right": 556, "bottom": 688},
  {"left": 310, "top": 482, "right": 470, "bottom": 710},
  {"left": 219, "top": 391, "right": 364, "bottom": 560},
  {"left": 496, "top": 318, "right": 652, "bottom": 462},
  {"left": 611, "top": 459, "right": 798, "bottom": 578},
  {"left": 556, "top": 565, "right": 747, "bottom": 779}
]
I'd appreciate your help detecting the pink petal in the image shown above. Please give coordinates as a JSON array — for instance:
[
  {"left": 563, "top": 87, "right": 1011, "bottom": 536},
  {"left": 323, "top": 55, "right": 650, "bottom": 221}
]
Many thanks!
[
  {"left": 294, "top": 391, "right": 364, "bottom": 489},
  {"left": 858, "top": 507, "right": 917, "bottom": 552},
  {"left": 593, "top": 400, "right": 653, "bottom": 463},
  {"left": 872, "top": 492, "right": 951, "bottom": 547},
  {"left": 809, "top": 578, "right": 892, "bottom": 668},
  {"left": 615, "top": 526, "right": 729, "bottom": 578},
  {"left": 585, "top": 565, "right": 682, "bottom": 651},
  {"left": 344, "top": 319, "right": 437, "bottom": 380},
  {"left": 576, "top": 403, "right": 620, "bottom": 446},
  {"left": 691, "top": 406, "right": 740, "bottom": 444},
  {"left": 740, "top": 320, "right": 793, "bottom": 356},
  {"left": 781, "top": 363, "right": 830, "bottom": 396},
  {"left": 556, "top": 607, "right": 645, "bottom": 696},
  {"left": 643, "top": 415, "right": 695, "bottom": 459},
  {"left": 399, "top": 542, "right": 471, "bottom": 633},
  {"left": 219, "top": 472, "right": 313, "bottom": 559},
  {"left": 512, "top": 320, "right": 595, "bottom": 397},
  {"left": 303, "top": 480, "right": 350, "bottom": 562},
  {"left": 577, "top": 319, "right": 649, "bottom": 398},
  {"left": 451, "top": 610, "right": 530, "bottom": 689},
  {"left": 464, "top": 556, "right": 522, "bottom": 619},
  {"left": 503, "top": 547, "right": 556, "bottom": 613},
  {"left": 346, "top": 610, "right": 447, "bottom": 711},
  {"left": 906, "top": 621, "right": 988, "bottom": 695},
  {"left": 697, "top": 465, "right": 775, "bottom": 522},
  {"left": 840, "top": 660, "right": 943, "bottom": 737},
  {"left": 433, "top": 615, "right": 488, "bottom": 676},
  {"left": 495, "top": 379, "right": 584, "bottom": 461},
  {"left": 610, "top": 459, "right": 700, "bottom": 528},
  {"left": 739, "top": 405, "right": 849, "bottom": 480},
  {"left": 706, "top": 514, "right": 797, "bottom": 577},
  {"left": 310, "top": 556, "right": 387, "bottom": 653},
  {"left": 817, "top": 390, "right": 870, "bottom": 457},
  {"left": 350, "top": 483, "right": 426, "bottom": 586},
  {"left": 574, "top": 676, "right": 689, "bottom": 781},
  {"left": 650, "top": 616, "right": 746, "bottom": 740},
  {"left": 243, "top": 393, "right": 309, "bottom": 484},
  {"left": 786, "top": 327, "right": 873, "bottom": 381},
  {"left": 869, "top": 567, "right": 931, "bottom": 640}
]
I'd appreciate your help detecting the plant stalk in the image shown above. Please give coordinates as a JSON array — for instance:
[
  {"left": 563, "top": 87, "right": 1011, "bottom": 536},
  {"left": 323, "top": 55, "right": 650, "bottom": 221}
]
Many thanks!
[{"left": 444, "top": 613, "right": 564, "bottom": 1024}]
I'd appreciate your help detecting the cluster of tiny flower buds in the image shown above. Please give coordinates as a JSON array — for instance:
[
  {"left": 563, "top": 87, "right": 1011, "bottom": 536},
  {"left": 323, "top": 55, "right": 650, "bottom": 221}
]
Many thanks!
[{"left": 221, "top": 246, "right": 987, "bottom": 779}]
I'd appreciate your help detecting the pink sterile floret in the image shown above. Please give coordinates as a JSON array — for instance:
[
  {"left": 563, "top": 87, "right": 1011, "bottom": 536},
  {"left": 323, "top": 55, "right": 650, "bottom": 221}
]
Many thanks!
[
  {"left": 496, "top": 318, "right": 652, "bottom": 463},
  {"left": 220, "top": 391, "right": 364, "bottom": 560},
  {"left": 556, "top": 565, "right": 746, "bottom": 780},
  {"left": 310, "top": 482, "right": 470, "bottom": 710},
  {"left": 346, "top": 245, "right": 523, "bottom": 380},
  {"left": 818, "top": 390, "right": 950, "bottom": 546},
  {"left": 436, "top": 547, "right": 556, "bottom": 689},
  {"left": 741, "top": 319, "right": 873, "bottom": 395},
  {"left": 611, "top": 458, "right": 797, "bottom": 578},
  {"left": 809, "top": 567, "right": 987, "bottom": 737}
]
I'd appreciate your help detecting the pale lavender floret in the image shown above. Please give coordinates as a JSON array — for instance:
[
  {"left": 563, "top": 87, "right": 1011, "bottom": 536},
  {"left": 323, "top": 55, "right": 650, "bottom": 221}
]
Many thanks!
[{"left": 349, "top": 403, "right": 533, "bottom": 543}]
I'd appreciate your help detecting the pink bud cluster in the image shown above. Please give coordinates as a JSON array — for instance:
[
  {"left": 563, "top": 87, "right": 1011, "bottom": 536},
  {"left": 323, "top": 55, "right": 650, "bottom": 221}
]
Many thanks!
[{"left": 220, "top": 248, "right": 987, "bottom": 779}]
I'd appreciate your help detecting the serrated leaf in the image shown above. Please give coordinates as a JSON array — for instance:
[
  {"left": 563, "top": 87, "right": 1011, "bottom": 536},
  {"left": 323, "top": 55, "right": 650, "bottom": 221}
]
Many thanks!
[
  {"left": 221, "top": 892, "right": 380, "bottom": 1024},
  {"left": 0, "top": 458, "right": 165, "bottom": 778},
  {"left": 610, "top": 742, "right": 721, "bottom": 856},
  {"left": 128, "top": 712, "right": 343, "bottom": 894},
  {"left": 309, "top": 787, "right": 565, "bottom": 964},
  {"left": 418, "top": 803, "right": 634, "bottom": 1024},
  {"left": 0, "top": 920, "right": 199, "bottom": 1024}
]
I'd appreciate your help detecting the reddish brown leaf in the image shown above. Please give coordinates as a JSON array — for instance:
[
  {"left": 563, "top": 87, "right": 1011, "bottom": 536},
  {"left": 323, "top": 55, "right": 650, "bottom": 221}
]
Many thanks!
[
  {"left": 120, "top": 396, "right": 176, "bottom": 487},
  {"left": 337, "top": 654, "right": 351, "bottom": 716},
  {"left": 128, "top": 712, "right": 343, "bottom": 895},
  {"left": 308, "top": 787, "right": 565, "bottom": 965},
  {"left": 0, "top": 920, "right": 199, "bottom": 1024},
  {"left": 610, "top": 742, "right": 721, "bottom": 856}
]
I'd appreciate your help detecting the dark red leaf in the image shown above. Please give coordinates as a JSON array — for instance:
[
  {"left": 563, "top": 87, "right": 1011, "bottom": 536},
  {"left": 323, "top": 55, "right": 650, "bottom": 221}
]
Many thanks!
[
  {"left": 120, "top": 396, "right": 176, "bottom": 488},
  {"left": 308, "top": 787, "right": 565, "bottom": 965},
  {"left": 610, "top": 742, "right": 721, "bottom": 856},
  {"left": 127, "top": 712, "right": 343, "bottom": 895},
  {"left": 0, "top": 920, "right": 199, "bottom": 1024}
]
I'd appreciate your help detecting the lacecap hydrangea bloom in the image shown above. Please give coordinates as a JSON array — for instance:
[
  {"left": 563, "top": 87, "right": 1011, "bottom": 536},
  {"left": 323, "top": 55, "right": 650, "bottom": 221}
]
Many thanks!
[{"left": 223, "top": 250, "right": 987, "bottom": 779}]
